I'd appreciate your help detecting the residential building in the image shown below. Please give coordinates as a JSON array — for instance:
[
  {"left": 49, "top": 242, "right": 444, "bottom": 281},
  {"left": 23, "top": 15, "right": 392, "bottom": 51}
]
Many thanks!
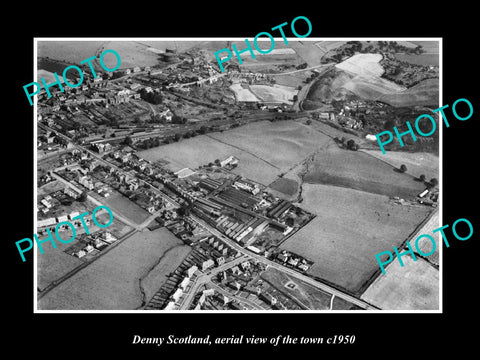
[{"left": 202, "top": 259, "right": 215, "bottom": 271}]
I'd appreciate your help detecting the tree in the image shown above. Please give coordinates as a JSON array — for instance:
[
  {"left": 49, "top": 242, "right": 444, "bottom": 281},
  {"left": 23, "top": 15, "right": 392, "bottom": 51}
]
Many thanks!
[
  {"left": 384, "top": 119, "right": 395, "bottom": 130},
  {"left": 400, "top": 164, "right": 407, "bottom": 173},
  {"left": 430, "top": 178, "right": 439, "bottom": 186},
  {"left": 79, "top": 191, "right": 88, "bottom": 202},
  {"left": 174, "top": 133, "right": 182, "bottom": 142},
  {"left": 419, "top": 174, "right": 426, "bottom": 182},
  {"left": 214, "top": 159, "right": 221, "bottom": 166},
  {"left": 124, "top": 136, "right": 133, "bottom": 146},
  {"left": 346, "top": 139, "right": 357, "bottom": 150},
  {"left": 306, "top": 119, "right": 312, "bottom": 125}
]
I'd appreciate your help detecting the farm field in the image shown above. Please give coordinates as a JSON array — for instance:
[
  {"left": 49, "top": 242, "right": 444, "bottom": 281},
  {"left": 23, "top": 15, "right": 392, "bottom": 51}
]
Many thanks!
[
  {"left": 229, "top": 83, "right": 260, "bottom": 102},
  {"left": 139, "top": 120, "right": 329, "bottom": 185},
  {"left": 249, "top": 84, "right": 298, "bottom": 105},
  {"left": 305, "top": 64, "right": 407, "bottom": 107},
  {"left": 37, "top": 179, "right": 65, "bottom": 197},
  {"left": 101, "top": 191, "right": 150, "bottom": 225},
  {"left": 378, "top": 78, "right": 439, "bottom": 107},
  {"left": 139, "top": 241, "right": 192, "bottom": 306},
  {"left": 37, "top": 69, "right": 64, "bottom": 84},
  {"left": 280, "top": 183, "right": 432, "bottom": 295},
  {"left": 38, "top": 227, "right": 187, "bottom": 310},
  {"left": 394, "top": 53, "right": 439, "bottom": 66},
  {"left": 273, "top": 72, "right": 308, "bottom": 88},
  {"left": 286, "top": 40, "right": 331, "bottom": 66},
  {"left": 315, "top": 41, "right": 346, "bottom": 53},
  {"left": 36, "top": 216, "right": 132, "bottom": 292},
  {"left": 360, "top": 149, "right": 439, "bottom": 182},
  {"left": 140, "top": 132, "right": 279, "bottom": 184},
  {"left": 361, "top": 255, "right": 439, "bottom": 310},
  {"left": 209, "top": 120, "right": 329, "bottom": 174},
  {"left": 304, "top": 142, "right": 426, "bottom": 199},
  {"left": 335, "top": 53, "right": 388, "bottom": 78},
  {"left": 268, "top": 178, "right": 298, "bottom": 197},
  {"left": 409, "top": 209, "right": 440, "bottom": 266},
  {"left": 260, "top": 267, "right": 332, "bottom": 310},
  {"left": 331, "top": 296, "right": 363, "bottom": 310}
]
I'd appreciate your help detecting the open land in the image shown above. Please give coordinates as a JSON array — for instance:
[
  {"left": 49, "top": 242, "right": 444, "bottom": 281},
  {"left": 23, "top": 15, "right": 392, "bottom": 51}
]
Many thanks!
[
  {"left": 249, "top": 84, "right": 298, "bottom": 105},
  {"left": 281, "top": 183, "right": 432, "bottom": 295},
  {"left": 360, "top": 149, "right": 439, "bottom": 181},
  {"left": 306, "top": 52, "right": 438, "bottom": 108},
  {"left": 38, "top": 227, "right": 188, "bottom": 310},
  {"left": 304, "top": 142, "right": 426, "bottom": 199},
  {"left": 139, "top": 120, "right": 330, "bottom": 185},
  {"left": 408, "top": 209, "right": 440, "bottom": 266},
  {"left": 101, "top": 191, "right": 151, "bottom": 225},
  {"left": 377, "top": 78, "right": 439, "bottom": 107},
  {"left": 361, "top": 255, "right": 439, "bottom": 310},
  {"left": 260, "top": 267, "right": 332, "bottom": 310},
  {"left": 36, "top": 40, "right": 440, "bottom": 311},
  {"left": 37, "top": 215, "right": 132, "bottom": 291}
]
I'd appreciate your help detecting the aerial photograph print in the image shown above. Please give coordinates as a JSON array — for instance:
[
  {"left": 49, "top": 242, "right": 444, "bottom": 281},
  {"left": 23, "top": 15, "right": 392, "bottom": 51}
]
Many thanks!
[{"left": 34, "top": 38, "right": 441, "bottom": 312}]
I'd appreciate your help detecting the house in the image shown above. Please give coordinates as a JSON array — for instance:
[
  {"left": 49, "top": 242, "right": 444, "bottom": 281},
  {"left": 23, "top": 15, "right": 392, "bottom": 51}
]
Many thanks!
[
  {"left": 216, "top": 256, "right": 225, "bottom": 266},
  {"left": 180, "top": 276, "right": 190, "bottom": 290},
  {"left": 93, "top": 238, "right": 106, "bottom": 249},
  {"left": 147, "top": 206, "right": 156, "bottom": 214},
  {"left": 220, "top": 156, "right": 239, "bottom": 168},
  {"left": 240, "top": 261, "right": 251, "bottom": 271},
  {"left": 84, "top": 244, "right": 94, "bottom": 253},
  {"left": 172, "top": 288, "right": 183, "bottom": 302},
  {"left": 102, "top": 232, "right": 117, "bottom": 244},
  {"left": 202, "top": 259, "right": 215, "bottom": 271},
  {"left": 37, "top": 217, "right": 57, "bottom": 228},
  {"left": 56, "top": 214, "right": 69, "bottom": 223},
  {"left": 276, "top": 253, "right": 288, "bottom": 263},
  {"left": 287, "top": 258, "right": 299, "bottom": 267},
  {"left": 75, "top": 250, "right": 86, "bottom": 258},
  {"left": 297, "top": 263, "right": 309, "bottom": 272},
  {"left": 187, "top": 265, "right": 198, "bottom": 278},
  {"left": 79, "top": 175, "right": 94, "bottom": 190}
]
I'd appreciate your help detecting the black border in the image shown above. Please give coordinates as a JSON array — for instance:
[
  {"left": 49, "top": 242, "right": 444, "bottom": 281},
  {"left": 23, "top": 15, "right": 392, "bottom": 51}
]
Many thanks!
[{"left": 7, "top": 4, "right": 479, "bottom": 355}]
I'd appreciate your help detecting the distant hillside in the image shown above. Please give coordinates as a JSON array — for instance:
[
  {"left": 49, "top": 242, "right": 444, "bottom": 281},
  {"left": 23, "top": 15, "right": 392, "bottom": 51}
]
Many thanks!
[{"left": 377, "top": 78, "right": 439, "bottom": 107}]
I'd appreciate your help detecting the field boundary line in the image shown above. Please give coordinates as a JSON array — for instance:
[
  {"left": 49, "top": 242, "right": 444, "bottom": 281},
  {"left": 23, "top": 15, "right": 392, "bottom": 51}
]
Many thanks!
[
  {"left": 37, "top": 227, "right": 137, "bottom": 301},
  {"left": 205, "top": 134, "right": 281, "bottom": 170}
]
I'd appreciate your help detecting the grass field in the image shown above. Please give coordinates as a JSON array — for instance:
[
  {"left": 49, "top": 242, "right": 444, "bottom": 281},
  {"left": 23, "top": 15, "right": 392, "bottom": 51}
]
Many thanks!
[
  {"left": 394, "top": 53, "right": 439, "bottom": 66},
  {"left": 331, "top": 296, "right": 363, "bottom": 310},
  {"left": 260, "top": 267, "right": 332, "bottom": 310},
  {"left": 249, "top": 84, "right": 298, "bottom": 105},
  {"left": 140, "top": 244, "right": 192, "bottom": 305},
  {"left": 101, "top": 191, "right": 150, "bottom": 225},
  {"left": 38, "top": 227, "right": 188, "bottom": 310},
  {"left": 36, "top": 216, "right": 132, "bottom": 292},
  {"left": 268, "top": 178, "right": 298, "bottom": 196},
  {"left": 361, "top": 255, "right": 439, "bottom": 310},
  {"left": 360, "top": 149, "right": 439, "bottom": 182},
  {"left": 409, "top": 209, "right": 440, "bottom": 266},
  {"left": 139, "top": 120, "right": 329, "bottom": 185},
  {"left": 304, "top": 142, "right": 426, "bottom": 199},
  {"left": 335, "top": 53, "right": 387, "bottom": 77},
  {"left": 378, "top": 78, "right": 439, "bottom": 107},
  {"left": 229, "top": 83, "right": 260, "bottom": 102},
  {"left": 280, "top": 183, "right": 432, "bottom": 295}
]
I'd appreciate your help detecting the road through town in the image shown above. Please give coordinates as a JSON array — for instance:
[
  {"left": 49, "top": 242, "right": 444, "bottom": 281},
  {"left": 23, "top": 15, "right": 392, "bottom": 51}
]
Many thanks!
[{"left": 190, "top": 214, "right": 380, "bottom": 310}]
